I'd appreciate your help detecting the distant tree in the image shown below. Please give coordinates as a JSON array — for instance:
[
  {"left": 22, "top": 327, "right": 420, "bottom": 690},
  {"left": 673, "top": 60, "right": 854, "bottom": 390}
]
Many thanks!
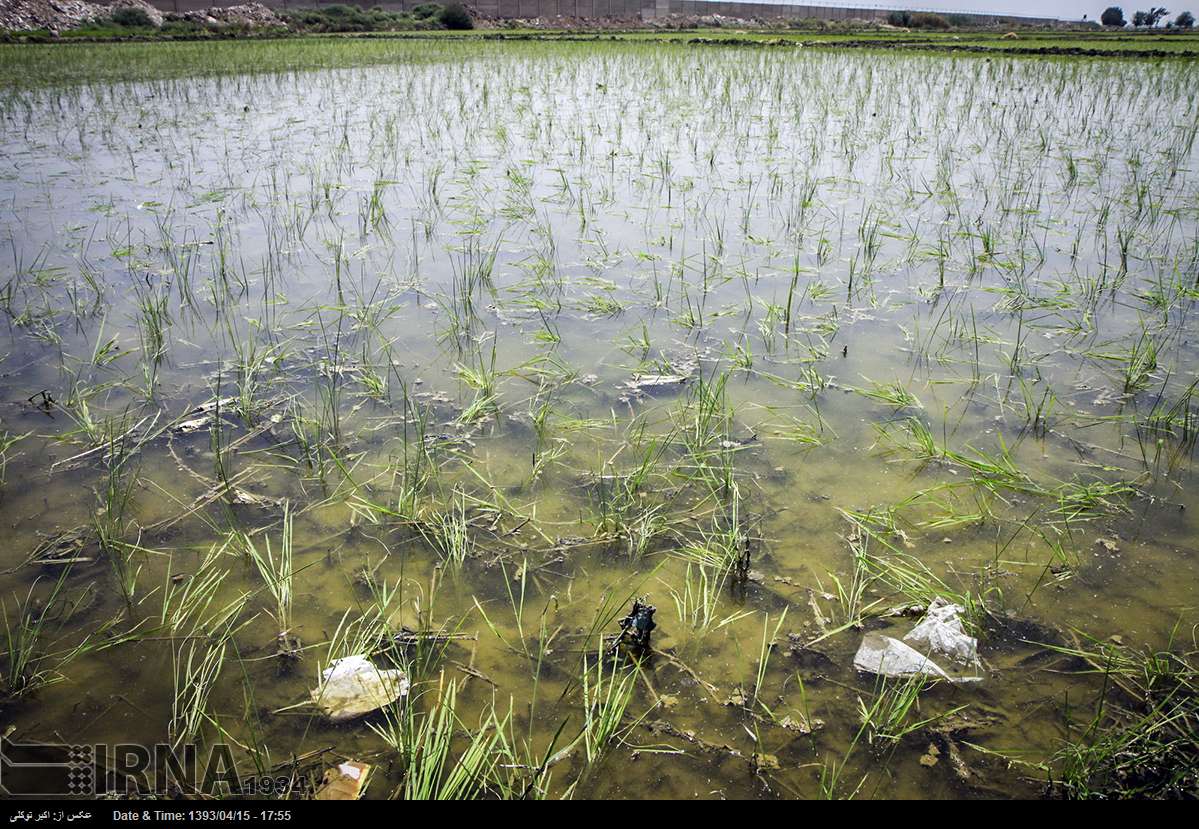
[
  {"left": 1176, "top": 9, "right": 1195, "bottom": 25},
  {"left": 1150, "top": 5, "right": 1171, "bottom": 23},
  {"left": 438, "top": 2, "right": 473, "bottom": 29},
  {"left": 1134, "top": 6, "right": 1170, "bottom": 24},
  {"left": 109, "top": 7, "right": 156, "bottom": 28},
  {"left": 1101, "top": 6, "right": 1127, "bottom": 25},
  {"left": 908, "top": 11, "right": 951, "bottom": 29},
  {"left": 411, "top": 3, "right": 443, "bottom": 19}
]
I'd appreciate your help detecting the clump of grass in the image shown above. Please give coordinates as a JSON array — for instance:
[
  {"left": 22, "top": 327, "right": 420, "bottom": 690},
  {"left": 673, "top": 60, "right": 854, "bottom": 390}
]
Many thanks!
[
  {"left": 856, "top": 673, "right": 964, "bottom": 747},
  {"left": 1, "top": 568, "right": 135, "bottom": 699},
  {"left": 668, "top": 562, "right": 751, "bottom": 634},
  {"left": 416, "top": 488, "right": 472, "bottom": 565},
  {"left": 371, "top": 676, "right": 506, "bottom": 800},
  {"left": 438, "top": 3, "right": 474, "bottom": 30},
  {"left": 238, "top": 505, "right": 299, "bottom": 655},
  {"left": 838, "top": 509, "right": 990, "bottom": 625},
  {"left": 855, "top": 377, "right": 922, "bottom": 410},
  {"left": 94, "top": 419, "right": 144, "bottom": 609},
  {"left": 279, "top": 4, "right": 443, "bottom": 34},
  {"left": 1040, "top": 631, "right": 1198, "bottom": 799},
  {"left": 674, "top": 497, "right": 752, "bottom": 588},
  {"left": 109, "top": 7, "right": 157, "bottom": 29},
  {"left": 578, "top": 645, "right": 643, "bottom": 765}
]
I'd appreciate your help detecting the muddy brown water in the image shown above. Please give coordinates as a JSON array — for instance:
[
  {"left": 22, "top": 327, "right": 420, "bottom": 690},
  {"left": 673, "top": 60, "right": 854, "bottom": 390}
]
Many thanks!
[{"left": 0, "top": 40, "right": 1196, "bottom": 799}]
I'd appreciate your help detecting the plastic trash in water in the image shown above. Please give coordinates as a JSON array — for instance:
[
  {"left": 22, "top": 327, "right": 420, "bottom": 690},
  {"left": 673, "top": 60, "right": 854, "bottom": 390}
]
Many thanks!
[
  {"left": 310, "top": 655, "right": 410, "bottom": 722},
  {"left": 853, "top": 598, "right": 983, "bottom": 683},
  {"left": 906, "top": 598, "right": 979, "bottom": 667},
  {"left": 853, "top": 632, "right": 954, "bottom": 681}
]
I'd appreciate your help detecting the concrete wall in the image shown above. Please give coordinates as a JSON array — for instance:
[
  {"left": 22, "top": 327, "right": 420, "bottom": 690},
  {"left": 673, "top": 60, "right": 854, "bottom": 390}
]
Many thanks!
[{"left": 154, "top": 0, "right": 1055, "bottom": 27}]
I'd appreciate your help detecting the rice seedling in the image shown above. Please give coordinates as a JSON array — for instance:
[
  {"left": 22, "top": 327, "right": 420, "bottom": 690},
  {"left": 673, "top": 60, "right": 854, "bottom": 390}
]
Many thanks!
[
  {"left": 238, "top": 505, "right": 300, "bottom": 655},
  {"left": 159, "top": 541, "right": 245, "bottom": 639},
  {"left": 1120, "top": 328, "right": 1164, "bottom": 395},
  {"left": 674, "top": 501, "right": 752, "bottom": 589},
  {"left": 0, "top": 429, "right": 28, "bottom": 491},
  {"left": 995, "top": 630, "right": 1199, "bottom": 799},
  {"left": 416, "top": 488, "right": 473, "bottom": 565},
  {"left": 577, "top": 644, "right": 643, "bottom": 766},
  {"left": 370, "top": 677, "right": 508, "bottom": 800},
  {"left": 170, "top": 635, "right": 231, "bottom": 750},
  {"left": 667, "top": 562, "right": 753, "bottom": 635},
  {"left": 1, "top": 567, "right": 137, "bottom": 699},
  {"left": 855, "top": 377, "right": 922, "bottom": 411},
  {"left": 856, "top": 673, "right": 965, "bottom": 747},
  {"left": 838, "top": 510, "right": 988, "bottom": 624},
  {"left": 94, "top": 419, "right": 145, "bottom": 608}
]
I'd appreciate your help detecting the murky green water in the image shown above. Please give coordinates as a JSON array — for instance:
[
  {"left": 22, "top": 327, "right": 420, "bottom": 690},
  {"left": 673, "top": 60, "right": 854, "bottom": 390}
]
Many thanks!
[{"left": 0, "top": 40, "right": 1196, "bottom": 799}]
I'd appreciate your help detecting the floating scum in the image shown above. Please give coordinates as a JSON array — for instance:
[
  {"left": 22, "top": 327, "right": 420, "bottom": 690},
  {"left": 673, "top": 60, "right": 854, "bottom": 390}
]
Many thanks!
[{"left": 0, "top": 38, "right": 1196, "bottom": 799}]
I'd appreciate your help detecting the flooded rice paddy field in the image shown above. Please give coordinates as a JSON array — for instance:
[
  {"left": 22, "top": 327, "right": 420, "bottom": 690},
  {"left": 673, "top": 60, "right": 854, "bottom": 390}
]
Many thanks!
[{"left": 0, "top": 40, "right": 1197, "bottom": 799}]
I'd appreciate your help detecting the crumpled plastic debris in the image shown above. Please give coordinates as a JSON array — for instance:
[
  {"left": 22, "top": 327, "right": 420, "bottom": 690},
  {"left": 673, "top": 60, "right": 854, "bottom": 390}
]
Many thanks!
[
  {"left": 853, "top": 598, "right": 982, "bottom": 683},
  {"left": 853, "top": 632, "right": 953, "bottom": 681},
  {"left": 620, "top": 374, "right": 690, "bottom": 398},
  {"left": 310, "top": 655, "right": 409, "bottom": 722},
  {"left": 906, "top": 598, "right": 979, "bottom": 666}
]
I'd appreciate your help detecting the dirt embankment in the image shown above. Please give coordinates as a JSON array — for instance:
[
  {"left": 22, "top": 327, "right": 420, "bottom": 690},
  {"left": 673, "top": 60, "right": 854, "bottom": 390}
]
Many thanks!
[
  {"left": 170, "top": 3, "right": 281, "bottom": 28},
  {"left": 476, "top": 13, "right": 800, "bottom": 29},
  {"left": 0, "top": 0, "right": 281, "bottom": 32},
  {"left": 687, "top": 34, "right": 1198, "bottom": 58},
  {"left": 1, "top": 0, "right": 156, "bottom": 31},
  {"left": 0, "top": 2, "right": 830, "bottom": 35}
]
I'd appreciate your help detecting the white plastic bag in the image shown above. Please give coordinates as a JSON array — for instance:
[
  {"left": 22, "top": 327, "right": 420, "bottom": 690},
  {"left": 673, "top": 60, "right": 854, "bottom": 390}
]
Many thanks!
[
  {"left": 311, "top": 655, "right": 409, "bottom": 722},
  {"left": 853, "top": 632, "right": 952, "bottom": 680},
  {"left": 853, "top": 598, "right": 982, "bottom": 683},
  {"left": 904, "top": 598, "right": 978, "bottom": 667}
]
